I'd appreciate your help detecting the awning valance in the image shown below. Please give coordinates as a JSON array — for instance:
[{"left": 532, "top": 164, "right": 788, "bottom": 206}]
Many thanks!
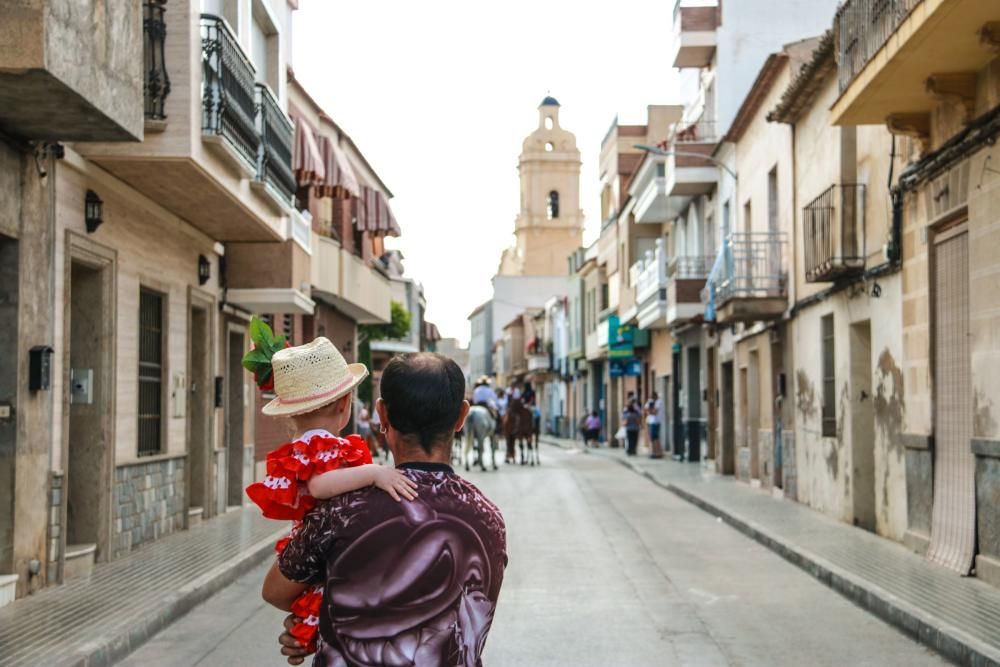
[{"left": 357, "top": 186, "right": 401, "bottom": 237}]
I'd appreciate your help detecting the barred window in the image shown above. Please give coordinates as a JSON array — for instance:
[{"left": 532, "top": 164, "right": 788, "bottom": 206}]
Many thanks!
[
  {"left": 138, "top": 289, "right": 165, "bottom": 456},
  {"left": 821, "top": 314, "right": 836, "bottom": 437}
]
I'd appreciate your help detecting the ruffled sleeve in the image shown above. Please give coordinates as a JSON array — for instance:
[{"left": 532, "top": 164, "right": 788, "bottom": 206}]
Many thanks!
[{"left": 245, "top": 433, "right": 373, "bottom": 521}]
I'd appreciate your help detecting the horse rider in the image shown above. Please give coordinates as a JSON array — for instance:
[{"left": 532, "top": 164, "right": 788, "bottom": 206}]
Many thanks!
[{"left": 471, "top": 376, "right": 499, "bottom": 421}]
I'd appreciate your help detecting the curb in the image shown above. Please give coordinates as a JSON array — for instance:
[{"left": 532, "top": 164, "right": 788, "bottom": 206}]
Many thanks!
[
  {"left": 61, "top": 528, "right": 285, "bottom": 667},
  {"left": 541, "top": 437, "right": 1000, "bottom": 667}
]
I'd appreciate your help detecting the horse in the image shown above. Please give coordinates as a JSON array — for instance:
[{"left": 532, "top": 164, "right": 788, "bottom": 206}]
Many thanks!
[
  {"left": 461, "top": 405, "right": 498, "bottom": 472},
  {"left": 503, "top": 398, "right": 539, "bottom": 466}
]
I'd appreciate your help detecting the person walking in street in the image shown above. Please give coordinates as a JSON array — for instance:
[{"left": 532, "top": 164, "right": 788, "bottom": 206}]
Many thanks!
[
  {"left": 645, "top": 392, "right": 665, "bottom": 459},
  {"left": 266, "top": 352, "right": 508, "bottom": 666},
  {"left": 241, "top": 319, "right": 418, "bottom": 654},
  {"left": 622, "top": 398, "right": 641, "bottom": 456},
  {"left": 583, "top": 410, "right": 602, "bottom": 447}
]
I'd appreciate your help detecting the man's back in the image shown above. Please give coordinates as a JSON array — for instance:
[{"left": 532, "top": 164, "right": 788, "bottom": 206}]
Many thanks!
[{"left": 279, "top": 463, "right": 507, "bottom": 667}]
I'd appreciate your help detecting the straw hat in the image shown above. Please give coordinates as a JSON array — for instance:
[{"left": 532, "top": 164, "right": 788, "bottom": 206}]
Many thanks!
[{"left": 262, "top": 337, "right": 368, "bottom": 417}]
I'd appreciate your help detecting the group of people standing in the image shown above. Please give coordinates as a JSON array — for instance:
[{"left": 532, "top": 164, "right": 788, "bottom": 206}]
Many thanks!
[{"left": 581, "top": 392, "right": 665, "bottom": 459}]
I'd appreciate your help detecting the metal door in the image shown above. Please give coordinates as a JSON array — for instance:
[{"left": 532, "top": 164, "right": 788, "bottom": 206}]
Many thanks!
[{"left": 926, "top": 225, "right": 975, "bottom": 574}]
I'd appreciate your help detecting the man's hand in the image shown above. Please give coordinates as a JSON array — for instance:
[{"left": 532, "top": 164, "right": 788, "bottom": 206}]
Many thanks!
[{"left": 279, "top": 614, "right": 311, "bottom": 665}]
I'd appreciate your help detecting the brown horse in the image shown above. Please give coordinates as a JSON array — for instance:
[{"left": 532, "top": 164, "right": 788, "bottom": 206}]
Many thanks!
[{"left": 503, "top": 398, "right": 539, "bottom": 466}]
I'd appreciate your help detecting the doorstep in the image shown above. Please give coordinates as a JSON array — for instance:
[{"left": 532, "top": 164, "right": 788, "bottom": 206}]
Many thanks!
[{"left": 541, "top": 435, "right": 1000, "bottom": 667}]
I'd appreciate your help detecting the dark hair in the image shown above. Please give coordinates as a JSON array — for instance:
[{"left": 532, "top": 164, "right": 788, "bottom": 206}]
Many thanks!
[{"left": 380, "top": 353, "right": 465, "bottom": 453}]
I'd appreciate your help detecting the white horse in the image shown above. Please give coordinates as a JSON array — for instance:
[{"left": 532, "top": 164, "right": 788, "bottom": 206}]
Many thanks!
[{"left": 462, "top": 405, "right": 497, "bottom": 472}]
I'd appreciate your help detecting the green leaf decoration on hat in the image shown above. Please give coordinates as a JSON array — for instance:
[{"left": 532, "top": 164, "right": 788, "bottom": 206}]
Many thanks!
[{"left": 242, "top": 316, "right": 288, "bottom": 391}]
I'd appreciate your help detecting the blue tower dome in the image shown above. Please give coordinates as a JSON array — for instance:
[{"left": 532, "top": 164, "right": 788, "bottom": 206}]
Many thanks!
[{"left": 540, "top": 95, "right": 560, "bottom": 107}]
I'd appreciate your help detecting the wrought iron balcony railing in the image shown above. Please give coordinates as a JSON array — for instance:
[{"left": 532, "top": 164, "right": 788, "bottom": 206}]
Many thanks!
[
  {"left": 201, "top": 14, "right": 259, "bottom": 168},
  {"left": 836, "top": 0, "right": 922, "bottom": 92},
  {"left": 256, "top": 84, "right": 296, "bottom": 205},
  {"left": 713, "top": 232, "right": 787, "bottom": 304},
  {"left": 803, "top": 184, "right": 866, "bottom": 283},
  {"left": 143, "top": 0, "right": 170, "bottom": 120}
]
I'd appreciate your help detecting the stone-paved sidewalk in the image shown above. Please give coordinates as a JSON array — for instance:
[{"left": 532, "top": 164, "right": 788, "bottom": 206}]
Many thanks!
[
  {"left": 0, "top": 507, "right": 284, "bottom": 667},
  {"left": 541, "top": 435, "right": 1000, "bottom": 667}
]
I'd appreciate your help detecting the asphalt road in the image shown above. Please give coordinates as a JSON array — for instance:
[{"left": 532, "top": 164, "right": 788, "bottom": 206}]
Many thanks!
[{"left": 119, "top": 443, "right": 949, "bottom": 666}]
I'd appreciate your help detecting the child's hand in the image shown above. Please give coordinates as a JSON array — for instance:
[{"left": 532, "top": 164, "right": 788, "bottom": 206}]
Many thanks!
[{"left": 372, "top": 466, "right": 418, "bottom": 502}]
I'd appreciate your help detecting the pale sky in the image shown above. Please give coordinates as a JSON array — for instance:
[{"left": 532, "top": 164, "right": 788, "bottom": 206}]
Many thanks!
[{"left": 292, "top": 1, "right": 682, "bottom": 345}]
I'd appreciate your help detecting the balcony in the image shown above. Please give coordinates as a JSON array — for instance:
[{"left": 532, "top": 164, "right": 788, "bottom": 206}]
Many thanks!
[
  {"left": 201, "top": 15, "right": 260, "bottom": 176},
  {"left": 832, "top": 0, "right": 1000, "bottom": 126},
  {"left": 527, "top": 355, "right": 552, "bottom": 372},
  {"left": 803, "top": 184, "right": 866, "bottom": 283},
  {"left": 707, "top": 233, "right": 788, "bottom": 324},
  {"left": 0, "top": 0, "right": 143, "bottom": 140},
  {"left": 252, "top": 84, "right": 296, "bottom": 213},
  {"left": 671, "top": 1, "right": 720, "bottom": 69},
  {"left": 311, "top": 234, "right": 391, "bottom": 325},
  {"left": 225, "top": 235, "right": 315, "bottom": 316},
  {"left": 631, "top": 127, "right": 719, "bottom": 224},
  {"left": 635, "top": 243, "right": 668, "bottom": 330},
  {"left": 77, "top": 12, "right": 288, "bottom": 242},
  {"left": 666, "top": 255, "right": 713, "bottom": 326}
]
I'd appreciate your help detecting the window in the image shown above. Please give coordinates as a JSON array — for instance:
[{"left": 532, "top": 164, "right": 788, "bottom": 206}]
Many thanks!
[
  {"left": 743, "top": 201, "right": 752, "bottom": 235},
  {"left": 600, "top": 283, "right": 609, "bottom": 310},
  {"left": 767, "top": 166, "right": 779, "bottom": 235},
  {"left": 821, "top": 314, "right": 836, "bottom": 437},
  {"left": 545, "top": 142, "right": 554, "bottom": 152},
  {"left": 705, "top": 212, "right": 716, "bottom": 256},
  {"left": 138, "top": 289, "right": 165, "bottom": 456},
  {"left": 722, "top": 200, "right": 731, "bottom": 239},
  {"left": 282, "top": 314, "right": 294, "bottom": 340},
  {"left": 544, "top": 116, "right": 554, "bottom": 130},
  {"left": 547, "top": 191, "right": 559, "bottom": 219}
]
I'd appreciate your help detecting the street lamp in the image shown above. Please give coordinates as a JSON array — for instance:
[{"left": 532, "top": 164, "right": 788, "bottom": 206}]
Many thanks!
[{"left": 633, "top": 144, "right": 738, "bottom": 181}]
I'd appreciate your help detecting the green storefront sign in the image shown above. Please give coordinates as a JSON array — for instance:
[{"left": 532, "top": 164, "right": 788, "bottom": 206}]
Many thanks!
[{"left": 608, "top": 315, "right": 634, "bottom": 359}]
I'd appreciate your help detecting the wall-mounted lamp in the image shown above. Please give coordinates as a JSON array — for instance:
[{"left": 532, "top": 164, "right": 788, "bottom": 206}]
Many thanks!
[
  {"left": 198, "top": 254, "right": 211, "bottom": 286},
  {"left": 84, "top": 190, "right": 103, "bottom": 233}
]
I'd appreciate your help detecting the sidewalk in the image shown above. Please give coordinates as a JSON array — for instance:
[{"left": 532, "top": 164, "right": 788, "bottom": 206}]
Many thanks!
[
  {"left": 541, "top": 435, "right": 1000, "bottom": 667},
  {"left": 0, "top": 506, "right": 284, "bottom": 667}
]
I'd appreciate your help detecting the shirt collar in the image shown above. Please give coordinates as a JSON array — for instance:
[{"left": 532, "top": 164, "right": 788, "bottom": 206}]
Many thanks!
[
  {"left": 297, "top": 428, "right": 336, "bottom": 442},
  {"left": 397, "top": 462, "right": 455, "bottom": 474}
]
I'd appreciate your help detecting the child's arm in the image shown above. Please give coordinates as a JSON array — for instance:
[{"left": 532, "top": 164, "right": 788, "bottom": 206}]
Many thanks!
[{"left": 306, "top": 464, "right": 418, "bottom": 502}]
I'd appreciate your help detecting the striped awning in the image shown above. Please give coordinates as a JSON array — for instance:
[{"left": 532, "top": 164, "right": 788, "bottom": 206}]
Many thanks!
[
  {"left": 317, "top": 135, "right": 360, "bottom": 199},
  {"left": 357, "top": 186, "right": 401, "bottom": 237},
  {"left": 291, "top": 115, "right": 360, "bottom": 199},
  {"left": 292, "top": 116, "right": 325, "bottom": 188}
]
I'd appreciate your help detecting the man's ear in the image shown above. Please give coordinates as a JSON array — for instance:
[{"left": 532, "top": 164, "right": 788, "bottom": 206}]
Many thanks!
[
  {"left": 375, "top": 398, "right": 389, "bottom": 429},
  {"left": 454, "top": 400, "right": 471, "bottom": 433}
]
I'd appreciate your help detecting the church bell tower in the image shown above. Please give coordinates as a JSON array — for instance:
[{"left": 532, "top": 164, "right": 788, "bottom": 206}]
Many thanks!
[{"left": 498, "top": 96, "right": 584, "bottom": 276}]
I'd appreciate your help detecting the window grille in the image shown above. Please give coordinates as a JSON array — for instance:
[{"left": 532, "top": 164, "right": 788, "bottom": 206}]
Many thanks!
[
  {"left": 138, "top": 289, "right": 165, "bottom": 456},
  {"left": 821, "top": 314, "right": 836, "bottom": 437}
]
